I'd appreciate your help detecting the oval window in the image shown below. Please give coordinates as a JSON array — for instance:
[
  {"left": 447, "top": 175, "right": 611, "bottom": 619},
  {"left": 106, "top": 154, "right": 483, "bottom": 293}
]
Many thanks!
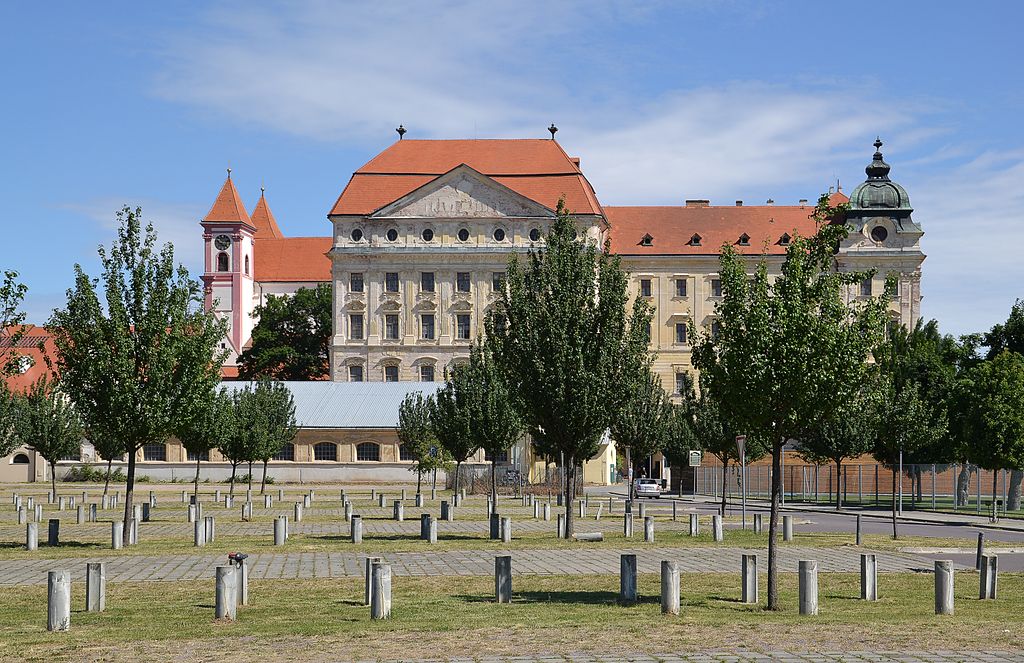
[
  {"left": 493, "top": 228, "right": 506, "bottom": 242},
  {"left": 421, "top": 228, "right": 434, "bottom": 242},
  {"left": 386, "top": 228, "right": 399, "bottom": 242},
  {"left": 870, "top": 226, "right": 888, "bottom": 243},
  {"left": 457, "top": 228, "right": 470, "bottom": 242},
  {"left": 529, "top": 228, "right": 541, "bottom": 242},
  {"left": 350, "top": 228, "right": 363, "bottom": 242}
]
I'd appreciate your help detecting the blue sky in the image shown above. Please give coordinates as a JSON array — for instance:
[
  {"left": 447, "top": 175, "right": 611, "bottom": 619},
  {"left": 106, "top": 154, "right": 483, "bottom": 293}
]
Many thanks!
[{"left": 2, "top": 1, "right": 1022, "bottom": 335}]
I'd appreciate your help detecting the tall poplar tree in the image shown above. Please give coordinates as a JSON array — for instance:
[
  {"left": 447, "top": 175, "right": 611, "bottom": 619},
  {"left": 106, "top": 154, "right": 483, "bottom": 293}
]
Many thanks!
[
  {"left": 488, "top": 202, "right": 651, "bottom": 537},
  {"left": 398, "top": 391, "right": 438, "bottom": 495},
  {"left": 49, "top": 207, "right": 226, "bottom": 545},
  {"left": 248, "top": 379, "right": 298, "bottom": 494},
  {"left": 430, "top": 375, "right": 477, "bottom": 497},
  {"left": 690, "top": 194, "right": 891, "bottom": 609}
]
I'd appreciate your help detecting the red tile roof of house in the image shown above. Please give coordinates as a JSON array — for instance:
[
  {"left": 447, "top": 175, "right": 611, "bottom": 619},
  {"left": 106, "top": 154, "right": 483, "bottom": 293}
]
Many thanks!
[
  {"left": 1, "top": 326, "right": 58, "bottom": 392},
  {"left": 250, "top": 190, "right": 284, "bottom": 238},
  {"left": 203, "top": 174, "right": 253, "bottom": 225},
  {"left": 329, "top": 139, "right": 602, "bottom": 216},
  {"left": 606, "top": 205, "right": 823, "bottom": 256},
  {"left": 253, "top": 237, "right": 332, "bottom": 282}
]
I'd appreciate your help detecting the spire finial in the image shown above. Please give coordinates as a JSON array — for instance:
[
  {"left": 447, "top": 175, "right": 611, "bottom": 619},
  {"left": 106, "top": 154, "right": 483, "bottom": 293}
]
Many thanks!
[
  {"left": 874, "top": 136, "right": 883, "bottom": 151},
  {"left": 396, "top": 124, "right": 406, "bottom": 140},
  {"left": 865, "top": 137, "right": 891, "bottom": 180},
  {"left": 226, "top": 166, "right": 232, "bottom": 179},
  {"left": 548, "top": 123, "right": 558, "bottom": 139}
]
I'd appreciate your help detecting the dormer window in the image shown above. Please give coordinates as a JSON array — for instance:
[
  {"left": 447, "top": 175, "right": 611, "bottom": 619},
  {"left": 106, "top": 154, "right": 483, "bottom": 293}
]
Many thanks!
[
  {"left": 779, "top": 233, "right": 791, "bottom": 246},
  {"left": 738, "top": 233, "right": 750, "bottom": 246},
  {"left": 689, "top": 234, "right": 702, "bottom": 247},
  {"left": 640, "top": 233, "right": 653, "bottom": 247}
]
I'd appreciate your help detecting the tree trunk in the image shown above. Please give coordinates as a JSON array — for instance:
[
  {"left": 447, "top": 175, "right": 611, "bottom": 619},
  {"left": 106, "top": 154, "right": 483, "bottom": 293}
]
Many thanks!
[
  {"left": 261, "top": 460, "right": 269, "bottom": 494},
  {"left": 102, "top": 458, "right": 113, "bottom": 496},
  {"left": 454, "top": 460, "right": 462, "bottom": 496},
  {"left": 432, "top": 467, "right": 437, "bottom": 493},
  {"left": 1007, "top": 469, "right": 1023, "bottom": 511},
  {"left": 50, "top": 461, "right": 57, "bottom": 502},
  {"left": 720, "top": 458, "right": 729, "bottom": 516},
  {"left": 490, "top": 460, "right": 497, "bottom": 515},
  {"left": 835, "top": 459, "right": 842, "bottom": 510},
  {"left": 229, "top": 462, "right": 238, "bottom": 497},
  {"left": 122, "top": 447, "right": 137, "bottom": 547},
  {"left": 193, "top": 457, "right": 201, "bottom": 501},
  {"left": 993, "top": 469, "right": 999, "bottom": 516},
  {"left": 766, "top": 443, "right": 782, "bottom": 610},
  {"left": 915, "top": 466, "right": 923, "bottom": 504},
  {"left": 956, "top": 465, "right": 971, "bottom": 506},
  {"left": 625, "top": 446, "right": 633, "bottom": 500},
  {"left": 891, "top": 468, "right": 898, "bottom": 539},
  {"left": 247, "top": 461, "right": 253, "bottom": 491},
  {"left": 564, "top": 459, "right": 576, "bottom": 538},
  {"left": 416, "top": 468, "right": 422, "bottom": 495}
]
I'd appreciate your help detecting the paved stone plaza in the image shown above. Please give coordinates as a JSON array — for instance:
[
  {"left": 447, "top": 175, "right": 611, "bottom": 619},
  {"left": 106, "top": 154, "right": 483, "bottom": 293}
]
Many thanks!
[{"left": 389, "top": 654, "right": 1024, "bottom": 662}]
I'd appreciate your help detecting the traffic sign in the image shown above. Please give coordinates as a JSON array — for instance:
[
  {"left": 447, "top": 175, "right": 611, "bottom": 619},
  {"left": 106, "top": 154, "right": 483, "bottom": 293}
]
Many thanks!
[{"left": 688, "top": 450, "right": 702, "bottom": 467}]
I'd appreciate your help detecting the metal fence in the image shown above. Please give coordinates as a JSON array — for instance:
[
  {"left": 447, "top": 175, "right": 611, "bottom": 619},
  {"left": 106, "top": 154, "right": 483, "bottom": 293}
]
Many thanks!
[{"left": 695, "top": 461, "right": 1024, "bottom": 519}]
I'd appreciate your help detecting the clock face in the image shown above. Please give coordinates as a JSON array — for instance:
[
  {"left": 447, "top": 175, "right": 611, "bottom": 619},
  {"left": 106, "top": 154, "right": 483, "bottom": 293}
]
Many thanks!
[{"left": 214, "top": 235, "right": 231, "bottom": 251}]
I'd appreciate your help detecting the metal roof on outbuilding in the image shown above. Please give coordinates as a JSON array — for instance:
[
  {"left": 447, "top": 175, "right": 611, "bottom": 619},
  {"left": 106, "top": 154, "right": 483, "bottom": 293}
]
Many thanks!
[{"left": 221, "top": 381, "right": 443, "bottom": 429}]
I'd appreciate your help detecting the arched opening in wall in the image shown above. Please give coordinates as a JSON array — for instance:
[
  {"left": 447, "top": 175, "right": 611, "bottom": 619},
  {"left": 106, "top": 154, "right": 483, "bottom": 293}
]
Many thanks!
[
  {"left": 356, "top": 442, "right": 380, "bottom": 462},
  {"left": 244, "top": 255, "right": 250, "bottom": 275},
  {"left": 273, "top": 443, "right": 295, "bottom": 461},
  {"left": 217, "top": 252, "right": 229, "bottom": 272},
  {"left": 143, "top": 443, "right": 167, "bottom": 462},
  {"left": 12, "top": 454, "right": 29, "bottom": 464},
  {"left": 314, "top": 442, "right": 338, "bottom": 461}
]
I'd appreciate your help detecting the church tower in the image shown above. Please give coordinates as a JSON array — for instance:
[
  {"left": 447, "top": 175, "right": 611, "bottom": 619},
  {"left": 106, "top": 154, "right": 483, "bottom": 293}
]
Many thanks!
[
  {"left": 838, "top": 139, "right": 926, "bottom": 328},
  {"left": 200, "top": 171, "right": 257, "bottom": 361}
]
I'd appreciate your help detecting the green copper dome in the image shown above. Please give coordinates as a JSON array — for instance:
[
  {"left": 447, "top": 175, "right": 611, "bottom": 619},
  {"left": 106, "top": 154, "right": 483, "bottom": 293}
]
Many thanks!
[{"left": 849, "top": 139, "right": 912, "bottom": 211}]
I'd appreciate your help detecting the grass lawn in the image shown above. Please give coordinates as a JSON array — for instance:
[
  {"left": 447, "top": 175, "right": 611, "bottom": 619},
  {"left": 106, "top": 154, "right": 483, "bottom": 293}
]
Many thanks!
[{"left": 0, "top": 572, "right": 1020, "bottom": 661}]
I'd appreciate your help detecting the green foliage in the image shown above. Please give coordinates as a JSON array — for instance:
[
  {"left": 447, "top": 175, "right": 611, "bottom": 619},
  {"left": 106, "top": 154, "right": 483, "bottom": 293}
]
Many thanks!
[
  {"left": 610, "top": 368, "right": 672, "bottom": 497},
  {"left": 61, "top": 465, "right": 128, "bottom": 483},
  {"left": 430, "top": 369, "right": 479, "bottom": 496},
  {"left": 0, "top": 269, "right": 28, "bottom": 378},
  {"left": 0, "top": 382, "right": 18, "bottom": 458},
  {"left": 238, "top": 283, "right": 332, "bottom": 380},
  {"left": 984, "top": 299, "right": 1024, "bottom": 359},
  {"left": 176, "top": 388, "right": 235, "bottom": 493},
  {"left": 955, "top": 350, "right": 1024, "bottom": 471},
  {"left": 488, "top": 201, "right": 650, "bottom": 536},
  {"left": 48, "top": 206, "right": 227, "bottom": 536},
  {"left": 226, "top": 473, "right": 274, "bottom": 485},
  {"left": 14, "top": 376, "right": 84, "bottom": 496},
  {"left": 398, "top": 391, "right": 439, "bottom": 491},
  {"left": 219, "top": 380, "right": 296, "bottom": 493}
]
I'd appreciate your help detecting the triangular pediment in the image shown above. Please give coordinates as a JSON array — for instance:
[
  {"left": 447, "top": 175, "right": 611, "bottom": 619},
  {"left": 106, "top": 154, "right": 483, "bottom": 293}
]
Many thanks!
[{"left": 371, "top": 165, "right": 554, "bottom": 219}]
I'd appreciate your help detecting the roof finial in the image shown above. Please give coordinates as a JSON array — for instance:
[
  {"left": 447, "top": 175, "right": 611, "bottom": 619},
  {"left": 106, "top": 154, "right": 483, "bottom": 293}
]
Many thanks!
[
  {"left": 396, "top": 124, "right": 406, "bottom": 140},
  {"left": 548, "top": 123, "right": 558, "bottom": 139},
  {"left": 260, "top": 179, "right": 265, "bottom": 195},
  {"left": 226, "top": 166, "right": 232, "bottom": 179},
  {"left": 866, "top": 137, "right": 891, "bottom": 180}
]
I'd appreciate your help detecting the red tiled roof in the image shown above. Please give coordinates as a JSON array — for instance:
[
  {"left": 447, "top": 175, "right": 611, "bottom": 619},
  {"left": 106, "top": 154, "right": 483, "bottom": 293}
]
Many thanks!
[
  {"left": 606, "top": 205, "right": 822, "bottom": 256},
  {"left": 829, "top": 190, "right": 850, "bottom": 206},
  {"left": 203, "top": 175, "right": 252, "bottom": 225},
  {"left": 253, "top": 237, "right": 332, "bottom": 282},
  {"left": 1, "top": 326, "right": 58, "bottom": 392},
  {"left": 250, "top": 190, "right": 284, "bottom": 238},
  {"left": 329, "top": 139, "right": 602, "bottom": 216}
]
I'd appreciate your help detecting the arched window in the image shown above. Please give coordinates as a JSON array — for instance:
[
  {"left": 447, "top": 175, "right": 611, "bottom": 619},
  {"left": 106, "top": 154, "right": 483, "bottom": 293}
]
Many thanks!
[
  {"left": 244, "top": 255, "right": 250, "bottom": 275},
  {"left": 143, "top": 443, "right": 166, "bottom": 461},
  {"left": 314, "top": 442, "right": 338, "bottom": 461},
  {"left": 399, "top": 444, "right": 416, "bottom": 461},
  {"left": 273, "top": 443, "right": 295, "bottom": 461},
  {"left": 356, "top": 442, "right": 380, "bottom": 462},
  {"left": 12, "top": 454, "right": 29, "bottom": 464},
  {"left": 217, "top": 252, "right": 229, "bottom": 272}
]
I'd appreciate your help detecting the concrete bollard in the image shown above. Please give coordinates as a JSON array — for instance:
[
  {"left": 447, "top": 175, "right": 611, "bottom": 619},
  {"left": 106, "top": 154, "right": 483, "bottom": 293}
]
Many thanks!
[
  {"left": 753, "top": 513, "right": 762, "bottom": 534},
  {"left": 47, "top": 519, "right": 60, "bottom": 546},
  {"left": 18, "top": 507, "right": 27, "bottom": 525},
  {"left": 400, "top": 488, "right": 406, "bottom": 501},
  {"left": 579, "top": 500, "right": 586, "bottom": 519},
  {"left": 394, "top": 500, "right": 404, "bottom": 522},
  {"left": 661, "top": 560, "right": 680, "bottom": 615},
  {"left": 501, "top": 516, "right": 512, "bottom": 543},
  {"left": 712, "top": 515, "right": 723, "bottom": 542},
  {"left": 976, "top": 532, "right": 985, "bottom": 570},
  {"left": 533, "top": 502, "right": 540, "bottom": 519},
  {"left": 689, "top": 513, "right": 700, "bottom": 536},
  {"left": 543, "top": 503, "right": 551, "bottom": 521},
  {"left": 431, "top": 488, "right": 437, "bottom": 501},
  {"left": 194, "top": 519, "right": 207, "bottom": 547},
  {"left": 233, "top": 557, "right": 249, "bottom": 607},
  {"left": 345, "top": 501, "right": 353, "bottom": 522},
  {"left": 415, "top": 493, "right": 424, "bottom": 507},
  {"left": 644, "top": 516, "right": 655, "bottom": 543},
  {"left": 638, "top": 502, "right": 646, "bottom": 519},
  {"left": 557, "top": 513, "right": 565, "bottom": 539},
  {"left": 246, "top": 489, "right": 252, "bottom": 502},
  {"left": 89, "top": 503, "right": 97, "bottom": 522},
  {"left": 440, "top": 500, "right": 451, "bottom": 521},
  {"left": 47, "top": 570, "right": 71, "bottom": 631},
  {"left": 351, "top": 515, "right": 363, "bottom": 543},
  {"left": 264, "top": 495, "right": 272, "bottom": 509},
  {"left": 783, "top": 515, "right": 793, "bottom": 542},
  {"left": 26, "top": 522, "right": 38, "bottom": 550},
  {"left": 308, "top": 490, "right": 315, "bottom": 503},
  {"left": 370, "top": 562, "right": 392, "bottom": 620},
  {"left": 205, "top": 516, "right": 216, "bottom": 543},
  {"left": 242, "top": 502, "right": 252, "bottom": 520},
  {"left": 495, "top": 555, "right": 513, "bottom": 604},
  {"left": 861, "top": 553, "right": 878, "bottom": 601},
  {"left": 490, "top": 512, "right": 500, "bottom": 539},
  {"left": 58, "top": 496, "right": 66, "bottom": 511},
  {"left": 215, "top": 566, "right": 237, "bottom": 620},
  {"left": 76, "top": 505, "right": 85, "bottom": 525},
  {"left": 371, "top": 488, "right": 377, "bottom": 501},
  {"left": 273, "top": 516, "right": 286, "bottom": 546},
  {"left": 278, "top": 488, "right": 285, "bottom": 501},
  {"left": 364, "top": 556, "right": 382, "bottom": 605},
  {"left": 86, "top": 562, "right": 105, "bottom": 612},
  {"left": 48, "top": 490, "right": 55, "bottom": 504},
  {"left": 101, "top": 494, "right": 109, "bottom": 510},
  {"left": 214, "top": 489, "right": 221, "bottom": 502},
  {"left": 294, "top": 502, "right": 303, "bottom": 523},
  {"left": 980, "top": 554, "right": 998, "bottom": 600},
  {"left": 181, "top": 490, "right": 187, "bottom": 503},
  {"left": 128, "top": 518, "right": 138, "bottom": 545},
  {"left": 420, "top": 513, "right": 431, "bottom": 540},
  {"left": 428, "top": 516, "right": 437, "bottom": 544},
  {"left": 303, "top": 494, "right": 311, "bottom": 509},
  {"left": 141, "top": 503, "right": 150, "bottom": 523},
  {"left": 934, "top": 560, "right": 954, "bottom": 614},
  {"left": 133, "top": 504, "right": 142, "bottom": 524},
  {"left": 742, "top": 554, "right": 758, "bottom": 604},
  {"left": 35, "top": 504, "right": 42, "bottom": 522},
  {"left": 856, "top": 514, "right": 862, "bottom": 545},
  {"left": 619, "top": 554, "right": 638, "bottom": 604},
  {"left": 799, "top": 560, "right": 818, "bottom": 615},
  {"left": 623, "top": 512, "right": 634, "bottom": 538},
  {"left": 188, "top": 504, "right": 196, "bottom": 523},
  {"left": 111, "top": 521, "right": 123, "bottom": 550},
  {"left": 377, "top": 494, "right": 385, "bottom": 508},
  {"left": 224, "top": 495, "right": 233, "bottom": 509}
]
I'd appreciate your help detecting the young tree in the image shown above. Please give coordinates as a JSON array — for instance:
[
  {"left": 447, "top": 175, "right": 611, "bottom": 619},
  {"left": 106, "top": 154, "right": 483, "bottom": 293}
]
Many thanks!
[
  {"left": 1, "top": 270, "right": 29, "bottom": 378},
  {"left": 49, "top": 207, "right": 226, "bottom": 544},
  {"left": 220, "top": 387, "right": 251, "bottom": 496},
  {"left": 176, "top": 388, "right": 234, "bottom": 500},
  {"left": 610, "top": 369, "right": 672, "bottom": 500},
  {"left": 983, "top": 301, "right": 1024, "bottom": 508},
  {"left": 89, "top": 429, "right": 125, "bottom": 497},
  {"left": 14, "top": 377, "right": 83, "bottom": 500},
  {"left": 0, "top": 382, "right": 18, "bottom": 459},
  {"left": 690, "top": 194, "right": 891, "bottom": 610},
  {"left": 430, "top": 370, "right": 477, "bottom": 497},
  {"left": 488, "top": 202, "right": 650, "bottom": 537},
  {"left": 398, "top": 391, "right": 437, "bottom": 495},
  {"left": 248, "top": 379, "right": 298, "bottom": 494},
  {"left": 237, "top": 284, "right": 332, "bottom": 380}
]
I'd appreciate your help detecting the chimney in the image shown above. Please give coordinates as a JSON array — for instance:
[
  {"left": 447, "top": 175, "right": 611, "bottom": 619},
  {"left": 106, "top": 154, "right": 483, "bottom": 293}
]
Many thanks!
[
  {"left": 799, "top": 199, "right": 808, "bottom": 206},
  {"left": 685, "top": 199, "right": 710, "bottom": 208},
  {"left": 570, "top": 157, "right": 581, "bottom": 167},
  {"left": 735, "top": 200, "right": 743, "bottom": 207},
  {"left": 766, "top": 199, "right": 775, "bottom": 206}
]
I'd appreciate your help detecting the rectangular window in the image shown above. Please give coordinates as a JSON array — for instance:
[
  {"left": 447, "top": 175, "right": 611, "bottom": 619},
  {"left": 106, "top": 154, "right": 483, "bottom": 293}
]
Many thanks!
[
  {"left": 143, "top": 443, "right": 166, "bottom": 462},
  {"left": 421, "top": 314, "right": 435, "bottom": 340},
  {"left": 675, "top": 372, "right": 686, "bottom": 395},
  {"left": 350, "top": 273, "right": 364, "bottom": 293},
  {"left": 385, "top": 272, "right": 400, "bottom": 293},
  {"left": 456, "top": 314, "right": 471, "bottom": 340},
  {"left": 860, "top": 278, "right": 872, "bottom": 296},
  {"left": 420, "top": 364, "right": 435, "bottom": 382},
  {"left": 640, "top": 278, "right": 652, "bottom": 297},
  {"left": 675, "top": 322, "right": 688, "bottom": 344},
  {"left": 348, "top": 365, "right": 364, "bottom": 382},
  {"left": 421, "top": 272, "right": 435, "bottom": 293},
  {"left": 711, "top": 320, "right": 722, "bottom": 339},
  {"left": 492, "top": 272, "right": 505, "bottom": 293},
  {"left": 675, "top": 279, "right": 687, "bottom": 297},
  {"left": 644, "top": 322, "right": 652, "bottom": 343},
  {"left": 350, "top": 314, "right": 364, "bottom": 340},
  {"left": 385, "top": 314, "right": 399, "bottom": 340},
  {"left": 711, "top": 279, "right": 722, "bottom": 297},
  {"left": 186, "top": 450, "right": 209, "bottom": 462},
  {"left": 456, "top": 272, "right": 471, "bottom": 293},
  {"left": 384, "top": 365, "right": 399, "bottom": 382}
]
